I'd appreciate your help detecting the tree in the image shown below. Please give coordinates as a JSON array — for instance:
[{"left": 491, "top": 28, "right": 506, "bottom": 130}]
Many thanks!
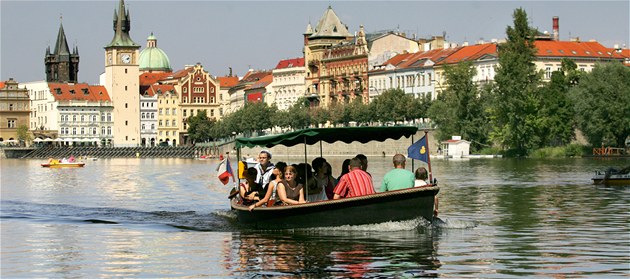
[
  {"left": 428, "top": 61, "right": 489, "bottom": 151},
  {"left": 490, "top": 8, "right": 541, "bottom": 156},
  {"left": 537, "top": 58, "right": 577, "bottom": 146},
  {"left": 372, "top": 88, "right": 408, "bottom": 124},
  {"left": 347, "top": 96, "right": 373, "bottom": 126},
  {"left": 570, "top": 62, "right": 630, "bottom": 147},
  {"left": 187, "top": 110, "right": 213, "bottom": 143},
  {"left": 16, "top": 124, "right": 32, "bottom": 146}
]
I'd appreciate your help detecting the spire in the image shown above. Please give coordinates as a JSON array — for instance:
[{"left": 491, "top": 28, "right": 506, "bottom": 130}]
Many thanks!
[
  {"left": 305, "top": 22, "right": 313, "bottom": 35},
  {"left": 309, "top": 5, "right": 352, "bottom": 39},
  {"left": 54, "top": 21, "right": 71, "bottom": 55},
  {"left": 106, "top": 0, "right": 139, "bottom": 48}
]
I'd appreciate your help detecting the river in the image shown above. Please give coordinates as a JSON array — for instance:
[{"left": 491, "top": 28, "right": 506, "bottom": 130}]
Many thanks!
[{"left": 1, "top": 157, "right": 629, "bottom": 278}]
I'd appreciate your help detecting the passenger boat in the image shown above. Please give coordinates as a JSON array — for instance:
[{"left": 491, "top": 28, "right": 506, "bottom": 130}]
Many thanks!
[
  {"left": 41, "top": 162, "right": 85, "bottom": 168},
  {"left": 592, "top": 167, "right": 630, "bottom": 185},
  {"left": 230, "top": 126, "right": 439, "bottom": 229}
]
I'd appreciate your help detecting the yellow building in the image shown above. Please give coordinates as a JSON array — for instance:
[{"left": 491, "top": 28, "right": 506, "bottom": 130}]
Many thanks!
[{"left": 0, "top": 78, "right": 30, "bottom": 143}]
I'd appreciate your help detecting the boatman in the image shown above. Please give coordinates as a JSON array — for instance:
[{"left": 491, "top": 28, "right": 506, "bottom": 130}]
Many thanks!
[
  {"left": 380, "top": 154, "right": 414, "bottom": 191},
  {"left": 333, "top": 157, "right": 375, "bottom": 199},
  {"left": 254, "top": 150, "right": 275, "bottom": 190}
]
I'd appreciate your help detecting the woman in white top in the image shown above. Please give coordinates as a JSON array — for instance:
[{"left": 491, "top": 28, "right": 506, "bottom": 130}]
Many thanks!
[{"left": 248, "top": 162, "right": 287, "bottom": 211}]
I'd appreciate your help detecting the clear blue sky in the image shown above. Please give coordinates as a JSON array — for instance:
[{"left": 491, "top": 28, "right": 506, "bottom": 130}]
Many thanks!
[{"left": 1, "top": 0, "right": 628, "bottom": 85}]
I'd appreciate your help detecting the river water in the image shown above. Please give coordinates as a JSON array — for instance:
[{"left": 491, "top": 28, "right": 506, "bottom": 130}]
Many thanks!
[{"left": 1, "top": 156, "right": 629, "bottom": 278}]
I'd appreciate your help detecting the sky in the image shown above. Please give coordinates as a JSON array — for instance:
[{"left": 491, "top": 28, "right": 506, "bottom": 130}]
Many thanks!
[{"left": 1, "top": 0, "right": 628, "bottom": 85}]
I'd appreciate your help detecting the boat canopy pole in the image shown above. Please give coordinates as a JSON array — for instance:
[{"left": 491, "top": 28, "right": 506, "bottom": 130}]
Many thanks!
[
  {"left": 425, "top": 130, "right": 434, "bottom": 183},
  {"left": 304, "top": 136, "right": 309, "bottom": 197},
  {"left": 319, "top": 140, "right": 323, "bottom": 158},
  {"left": 236, "top": 145, "right": 241, "bottom": 185},
  {"left": 411, "top": 134, "right": 415, "bottom": 172}
]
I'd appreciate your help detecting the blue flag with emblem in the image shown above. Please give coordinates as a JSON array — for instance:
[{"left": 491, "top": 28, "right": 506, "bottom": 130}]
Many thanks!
[{"left": 408, "top": 136, "right": 429, "bottom": 163}]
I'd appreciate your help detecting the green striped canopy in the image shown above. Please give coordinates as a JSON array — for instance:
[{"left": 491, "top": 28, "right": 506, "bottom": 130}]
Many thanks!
[{"left": 235, "top": 126, "right": 419, "bottom": 148}]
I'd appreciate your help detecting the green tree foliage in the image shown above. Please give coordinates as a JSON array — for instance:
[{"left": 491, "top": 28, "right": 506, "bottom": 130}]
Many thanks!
[
  {"left": 490, "top": 8, "right": 541, "bottom": 156},
  {"left": 347, "top": 96, "right": 373, "bottom": 126},
  {"left": 537, "top": 59, "right": 577, "bottom": 146},
  {"left": 372, "top": 88, "right": 410, "bottom": 123},
  {"left": 309, "top": 106, "right": 330, "bottom": 128},
  {"left": 428, "top": 61, "right": 489, "bottom": 151},
  {"left": 570, "top": 62, "right": 630, "bottom": 147},
  {"left": 16, "top": 124, "right": 32, "bottom": 145},
  {"left": 187, "top": 110, "right": 214, "bottom": 143},
  {"left": 240, "top": 102, "right": 274, "bottom": 136}
]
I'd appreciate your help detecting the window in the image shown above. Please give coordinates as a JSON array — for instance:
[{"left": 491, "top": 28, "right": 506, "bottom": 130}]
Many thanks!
[
  {"left": 151, "top": 112, "right": 155, "bottom": 118},
  {"left": 142, "top": 124, "right": 146, "bottom": 130},
  {"left": 7, "top": 119, "right": 16, "bottom": 128},
  {"left": 107, "top": 126, "right": 111, "bottom": 135},
  {"left": 151, "top": 124, "right": 155, "bottom": 130},
  {"left": 101, "top": 114, "right": 105, "bottom": 121},
  {"left": 125, "top": 103, "right": 128, "bottom": 108},
  {"left": 72, "top": 127, "right": 77, "bottom": 135},
  {"left": 107, "top": 113, "right": 111, "bottom": 122},
  {"left": 159, "top": 120, "right": 163, "bottom": 127},
  {"left": 81, "top": 115, "right": 85, "bottom": 122},
  {"left": 8, "top": 104, "right": 13, "bottom": 111},
  {"left": 102, "top": 126, "right": 105, "bottom": 135},
  {"left": 159, "top": 109, "right": 163, "bottom": 115},
  {"left": 172, "top": 109, "right": 176, "bottom": 115},
  {"left": 93, "top": 128, "right": 97, "bottom": 135},
  {"left": 545, "top": 67, "right": 552, "bottom": 79},
  {"left": 141, "top": 113, "right": 145, "bottom": 119},
  {"left": 81, "top": 127, "right": 84, "bottom": 135},
  {"left": 166, "top": 109, "right": 169, "bottom": 115},
  {"left": 73, "top": 115, "right": 77, "bottom": 122}
]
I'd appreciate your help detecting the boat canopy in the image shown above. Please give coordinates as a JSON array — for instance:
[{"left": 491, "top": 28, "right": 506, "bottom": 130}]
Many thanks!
[{"left": 235, "top": 126, "right": 419, "bottom": 148}]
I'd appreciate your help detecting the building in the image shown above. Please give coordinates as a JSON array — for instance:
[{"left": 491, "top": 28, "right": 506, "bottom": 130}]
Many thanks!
[
  {"left": 45, "top": 21, "right": 79, "bottom": 83},
  {"left": 228, "top": 70, "right": 271, "bottom": 113},
  {"left": 270, "top": 58, "right": 306, "bottom": 110},
  {"left": 159, "top": 63, "right": 220, "bottom": 144},
  {"left": 432, "top": 42, "right": 497, "bottom": 95},
  {"left": 440, "top": 136, "right": 471, "bottom": 158},
  {"left": 103, "top": 0, "right": 141, "bottom": 147},
  {"left": 369, "top": 47, "right": 461, "bottom": 101},
  {"left": 138, "top": 33, "right": 172, "bottom": 73},
  {"left": 216, "top": 74, "right": 239, "bottom": 119},
  {"left": 304, "top": 6, "right": 362, "bottom": 107},
  {"left": 155, "top": 85, "right": 178, "bottom": 146},
  {"left": 0, "top": 79, "right": 30, "bottom": 143},
  {"left": 245, "top": 74, "right": 273, "bottom": 104},
  {"left": 367, "top": 31, "right": 420, "bottom": 70}
]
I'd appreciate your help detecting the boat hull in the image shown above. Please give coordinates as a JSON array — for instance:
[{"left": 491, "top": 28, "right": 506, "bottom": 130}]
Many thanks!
[
  {"left": 231, "top": 186, "right": 439, "bottom": 229},
  {"left": 41, "top": 163, "right": 85, "bottom": 168}
]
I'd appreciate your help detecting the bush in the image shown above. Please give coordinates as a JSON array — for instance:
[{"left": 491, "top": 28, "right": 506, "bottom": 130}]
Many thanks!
[
  {"left": 530, "top": 144, "right": 587, "bottom": 158},
  {"left": 477, "top": 147, "right": 503, "bottom": 155}
]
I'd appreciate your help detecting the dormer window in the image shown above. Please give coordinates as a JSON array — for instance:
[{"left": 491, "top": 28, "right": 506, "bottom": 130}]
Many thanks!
[
  {"left": 82, "top": 88, "right": 89, "bottom": 95},
  {"left": 55, "top": 88, "right": 62, "bottom": 95},
  {"left": 69, "top": 89, "right": 75, "bottom": 95}
]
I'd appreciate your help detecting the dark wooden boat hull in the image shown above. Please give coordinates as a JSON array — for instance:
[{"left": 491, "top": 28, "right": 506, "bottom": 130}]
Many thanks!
[{"left": 231, "top": 186, "right": 439, "bottom": 229}]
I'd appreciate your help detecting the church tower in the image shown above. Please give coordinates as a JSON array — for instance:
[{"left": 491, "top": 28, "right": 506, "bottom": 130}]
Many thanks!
[
  {"left": 45, "top": 20, "right": 79, "bottom": 83},
  {"left": 104, "top": 0, "right": 141, "bottom": 147}
]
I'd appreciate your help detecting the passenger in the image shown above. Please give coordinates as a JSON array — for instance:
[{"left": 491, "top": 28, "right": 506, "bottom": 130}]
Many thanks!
[
  {"left": 239, "top": 167, "right": 263, "bottom": 206},
  {"left": 61, "top": 157, "right": 68, "bottom": 163},
  {"left": 254, "top": 150, "right": 275, "bottom": 191},
  {"left": 324, "top": 161, "right": 337, "bottom": 199},
  {"left": 68, "top": 155, "right": 75, "bottom": 163},
  {"left": 414, "top": 167, "right": 439, "bottom": 216},
  {"left": 381, "top": 154, "right": 415, "bottom": 192},
  {"left": 337, "top": 159, "right": 351, "bottom": 182},
  {"left": 248, "top": 162, "right": 287, "bottom": 211},
  {"left": 355, "top": 154, "right": 371, "bottom": 176},
  {"left": 312, "top": 157, "right": 336, "bottom": 200},
  {"left": 414, "top": 167, "right": 429, "bottom": 187},
  {"left": 277, "top": 165, "right": 306, "bottom": 205},
  {"left": 333, "top": 157, "right": 375, "bottom": 199}
]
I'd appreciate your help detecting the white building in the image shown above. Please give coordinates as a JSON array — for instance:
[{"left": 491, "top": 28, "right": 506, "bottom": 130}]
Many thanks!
[{"left": 269, "top": 58, "right": 306, "bottom": 110}]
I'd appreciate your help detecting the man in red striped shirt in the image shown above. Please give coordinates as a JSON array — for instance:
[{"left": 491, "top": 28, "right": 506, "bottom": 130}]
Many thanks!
[{"left": 333, "top": 157, "right": 375, "bottom": 199}]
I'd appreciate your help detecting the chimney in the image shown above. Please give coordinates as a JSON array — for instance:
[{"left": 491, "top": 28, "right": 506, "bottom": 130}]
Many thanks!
[{"left": 553, "top": 16, "right": 559, "bottom": 41}]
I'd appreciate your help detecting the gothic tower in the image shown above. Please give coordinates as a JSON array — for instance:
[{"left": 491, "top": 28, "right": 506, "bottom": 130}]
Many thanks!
[
  {"left": 104, "top": 0, "right": 141, "bottom": 147},
  {"left": 45, "top": 20, "right": 79, "bottom": 83}
]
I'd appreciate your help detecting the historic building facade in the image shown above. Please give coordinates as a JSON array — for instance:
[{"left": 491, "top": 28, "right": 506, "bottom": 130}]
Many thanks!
[
  {"left": 103, "top": 0, "right": 141, "bottom": 147},
  {"left": 45, "top": 21, "right": 79, "bottom": 83},
  {"left": 304, "top": 6, "right": 368, "bottom": 107},
  {"left": 270, "top": 58, "right": 306, "bottom": 110},
  {"left": 0, "top": 79, "right": 30, "bottom": 142},
  {"left": 159, "top": 63, "right": 220, "bottom": 144}
]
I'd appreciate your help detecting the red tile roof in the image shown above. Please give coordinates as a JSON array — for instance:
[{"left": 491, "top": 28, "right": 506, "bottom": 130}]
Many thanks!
[
  {"left": 216, "top": 76, "right": 240, "bottom": 88},
  {"left": 48, "top": 83, "right": 110, "bottom": 102},
  {"left": 382, "top": 52, "right": 415, "bottom": 67},
  {"left": 241, "top": 70, "right": 272, "bottom": 83},
  {"left": 248, "top": 74, "right": 273, "bottom": 90},
  {"left": 436, "top": 43, "right": 496, "bottom": 65},
  {"left": 535, "top": 40, "right": 624, "bottom": 59},
  {"left": 143, "top": 84, "right": 175, "bottom": 96},
  {"left": 139, "top": 72, "right": 172, "bottom": 86},
  {"left": 275, "top": 57, "right": 305, "bottom": 69}
]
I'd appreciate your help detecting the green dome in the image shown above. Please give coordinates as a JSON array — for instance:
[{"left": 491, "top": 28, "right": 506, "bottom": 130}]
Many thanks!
[{"left": 139, "top": 33, "right": 172, "bottom": 72}]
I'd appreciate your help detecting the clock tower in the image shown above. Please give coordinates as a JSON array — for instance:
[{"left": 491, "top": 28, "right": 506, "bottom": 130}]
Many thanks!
[{"left": 104, "top": 0, "right": 141, "bottom": 147}]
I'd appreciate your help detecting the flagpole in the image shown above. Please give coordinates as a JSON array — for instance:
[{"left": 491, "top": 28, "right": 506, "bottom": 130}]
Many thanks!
[{"left": 424, "top": 130, "right": 433, "bottom": 183}]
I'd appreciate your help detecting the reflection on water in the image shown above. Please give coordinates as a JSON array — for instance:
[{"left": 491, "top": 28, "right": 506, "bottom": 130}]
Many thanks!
[{"left": 1, "top": 157, "right": 629, "bottom": 277}]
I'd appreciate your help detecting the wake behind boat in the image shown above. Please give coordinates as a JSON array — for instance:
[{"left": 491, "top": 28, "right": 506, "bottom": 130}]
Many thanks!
[{"left": 230, "top": 126, "right": 439, "bottom": 229}]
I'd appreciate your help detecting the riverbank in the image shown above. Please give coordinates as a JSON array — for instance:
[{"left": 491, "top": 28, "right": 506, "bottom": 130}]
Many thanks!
[{"left": 15, "top": 146, "right": 219, "bottom": 159}]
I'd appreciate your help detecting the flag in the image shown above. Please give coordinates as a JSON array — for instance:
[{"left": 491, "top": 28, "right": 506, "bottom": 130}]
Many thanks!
[
  {"left": 216, "top": 158, "right": 235, "bottom": 185},
  {"left": 408, "top": 136, "right": 429, "bottom": 163}
]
